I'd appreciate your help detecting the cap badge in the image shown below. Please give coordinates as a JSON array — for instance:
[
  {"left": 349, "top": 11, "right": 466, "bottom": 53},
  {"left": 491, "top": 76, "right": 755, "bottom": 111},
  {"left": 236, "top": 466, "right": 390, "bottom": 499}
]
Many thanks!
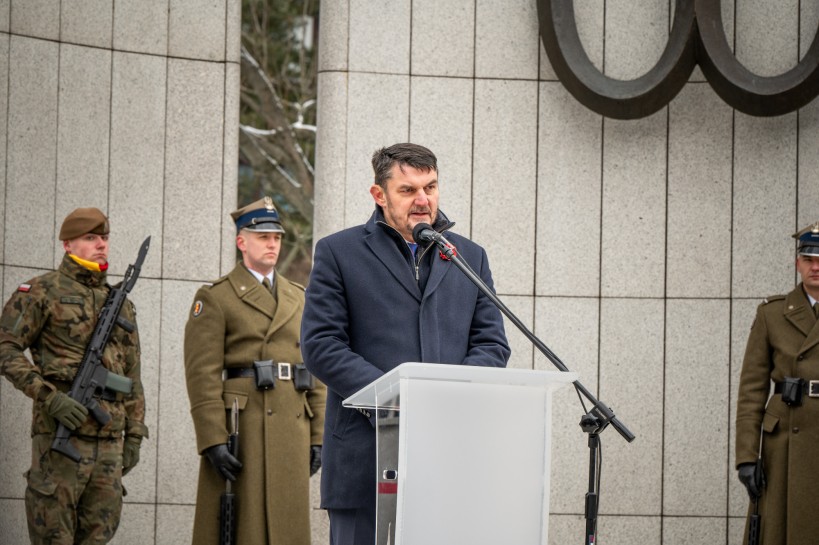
[
  {"left": 811, "top": 222, "right": 819, "bottom": 234},
  {"left": 264, "top": 196, "right": 275, "bottom": 211}
]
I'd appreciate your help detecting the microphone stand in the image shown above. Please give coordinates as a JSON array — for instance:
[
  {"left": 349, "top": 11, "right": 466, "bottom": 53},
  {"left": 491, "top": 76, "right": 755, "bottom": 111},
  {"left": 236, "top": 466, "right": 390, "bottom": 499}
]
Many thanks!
[{"left": 425, "top": 230, "right": 635, "bottom": 544}]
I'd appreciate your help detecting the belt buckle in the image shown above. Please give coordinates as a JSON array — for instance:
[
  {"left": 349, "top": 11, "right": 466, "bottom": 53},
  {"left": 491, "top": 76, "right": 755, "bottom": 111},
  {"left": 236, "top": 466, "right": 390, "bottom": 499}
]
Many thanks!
[
  {"left": 809, "top": 380, "right": 819, "bottom": 397},
  {"left": 278, "top": 362, "right": 292, "bottom": 380}
]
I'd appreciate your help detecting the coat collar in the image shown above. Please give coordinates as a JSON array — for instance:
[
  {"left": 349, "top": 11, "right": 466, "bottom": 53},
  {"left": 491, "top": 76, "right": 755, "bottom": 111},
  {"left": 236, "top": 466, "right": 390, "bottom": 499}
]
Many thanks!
[
  {"left": 226, "top": 263, "right": 276, "bottom": 319},
  {"left": 225, "top": 263, "right": 301, "bottom": 335},
  {"left": 363, "top": 207, "right": 456, "bottom": 301}
]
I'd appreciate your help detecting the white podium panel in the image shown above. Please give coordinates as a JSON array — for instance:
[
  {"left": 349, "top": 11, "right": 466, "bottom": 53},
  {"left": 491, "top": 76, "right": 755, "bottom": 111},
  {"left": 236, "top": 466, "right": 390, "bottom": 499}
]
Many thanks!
[{"left": 345, "top": 362, "right": 576, "bottom": 545}]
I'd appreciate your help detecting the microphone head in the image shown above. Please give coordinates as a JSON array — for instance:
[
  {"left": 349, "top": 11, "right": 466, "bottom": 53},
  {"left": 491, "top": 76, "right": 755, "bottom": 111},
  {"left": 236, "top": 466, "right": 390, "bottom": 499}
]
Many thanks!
[{"left": 412, "top": 223, "right": 433, "bottom": 244}]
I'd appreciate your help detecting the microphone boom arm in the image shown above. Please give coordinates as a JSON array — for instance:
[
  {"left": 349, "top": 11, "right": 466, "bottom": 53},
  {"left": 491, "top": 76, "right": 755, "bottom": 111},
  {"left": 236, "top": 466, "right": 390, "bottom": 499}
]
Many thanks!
[{"left": 427, "top": 232, "right": 635, "bottom": 443}]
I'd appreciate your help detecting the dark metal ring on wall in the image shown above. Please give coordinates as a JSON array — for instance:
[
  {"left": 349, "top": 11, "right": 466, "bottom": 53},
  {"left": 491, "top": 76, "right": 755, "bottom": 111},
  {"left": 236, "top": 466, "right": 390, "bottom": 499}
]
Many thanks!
[{"left": 538, "top": 0, "right": 819, "bottom": 118}]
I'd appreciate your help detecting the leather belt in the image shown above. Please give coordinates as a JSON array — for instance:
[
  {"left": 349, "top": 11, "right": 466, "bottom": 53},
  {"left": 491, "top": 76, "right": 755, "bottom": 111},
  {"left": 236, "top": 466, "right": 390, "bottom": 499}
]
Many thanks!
[
  {"left": 223, "top": 363, "right": 293, "bottom": 381},
  {"left": 774, "top": 380, "right": 819, "bottom": 397}
]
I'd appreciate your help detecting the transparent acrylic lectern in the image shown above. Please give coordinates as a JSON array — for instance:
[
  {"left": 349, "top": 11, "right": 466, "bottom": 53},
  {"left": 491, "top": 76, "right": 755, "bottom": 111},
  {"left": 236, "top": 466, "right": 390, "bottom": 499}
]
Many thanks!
[{"left": 343, "top": 362, "right": 577, "bottom": 545}]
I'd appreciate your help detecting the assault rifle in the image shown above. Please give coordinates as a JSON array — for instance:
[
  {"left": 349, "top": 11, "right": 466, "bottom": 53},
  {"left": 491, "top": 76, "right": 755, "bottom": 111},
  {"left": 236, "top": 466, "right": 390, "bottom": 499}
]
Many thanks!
[{"left": 51, "top": 237, "right": 151, "bottom": 462}]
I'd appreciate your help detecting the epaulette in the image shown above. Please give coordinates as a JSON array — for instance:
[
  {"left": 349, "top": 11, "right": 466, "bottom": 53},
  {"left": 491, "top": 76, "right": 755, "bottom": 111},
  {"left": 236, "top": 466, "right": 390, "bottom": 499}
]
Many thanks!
[{"left": 762, "top": 294, "right": 785, "bottom": 305}]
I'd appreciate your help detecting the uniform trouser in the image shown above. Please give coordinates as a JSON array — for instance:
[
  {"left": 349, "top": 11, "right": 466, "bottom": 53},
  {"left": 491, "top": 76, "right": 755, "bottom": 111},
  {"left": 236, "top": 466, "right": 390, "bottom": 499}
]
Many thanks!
[
  {"left": 328, "top": 502, "right": 376, "bottom": 545},
  {"left": 25, "top": 433, "right": 124, "bottom": 545}
]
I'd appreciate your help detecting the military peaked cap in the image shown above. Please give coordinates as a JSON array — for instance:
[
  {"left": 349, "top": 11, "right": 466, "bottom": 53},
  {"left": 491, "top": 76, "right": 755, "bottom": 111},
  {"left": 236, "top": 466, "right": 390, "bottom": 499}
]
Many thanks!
[
  {"left": 793, "top": 221, "right": 819, "bottom": 256},
  {"left": 231, "top": 196, "right": 285, "bottom": 233}
]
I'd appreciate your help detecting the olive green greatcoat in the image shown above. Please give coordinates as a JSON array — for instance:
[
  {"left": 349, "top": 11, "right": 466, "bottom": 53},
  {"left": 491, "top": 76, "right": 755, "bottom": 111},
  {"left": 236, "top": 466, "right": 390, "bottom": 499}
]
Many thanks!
[
  {"left": 736, "top": 284, "right": 819, "bottom": 545},
  {"left": 184, "top": 263, "right": 326, "bottom": 545}
]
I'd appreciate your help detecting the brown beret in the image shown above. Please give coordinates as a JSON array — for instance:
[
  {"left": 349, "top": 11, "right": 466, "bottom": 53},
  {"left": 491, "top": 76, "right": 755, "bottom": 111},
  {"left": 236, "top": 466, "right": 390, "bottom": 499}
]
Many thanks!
[{"left": 59, "top": 207, "right": 110, "bottom": 241}]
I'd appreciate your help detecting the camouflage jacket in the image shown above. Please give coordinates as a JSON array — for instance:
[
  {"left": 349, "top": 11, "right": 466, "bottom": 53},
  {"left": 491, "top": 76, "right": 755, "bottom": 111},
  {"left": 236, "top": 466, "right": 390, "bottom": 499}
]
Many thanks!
[{"left": 0, "top": 253, "right": 148, "bottom": 439}]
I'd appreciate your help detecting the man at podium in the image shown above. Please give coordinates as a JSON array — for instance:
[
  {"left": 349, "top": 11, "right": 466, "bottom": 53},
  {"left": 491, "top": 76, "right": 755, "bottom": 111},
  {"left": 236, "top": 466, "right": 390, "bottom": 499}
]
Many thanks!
[{"left": 301, "top": 142, "right": 510, "bottom": 545}]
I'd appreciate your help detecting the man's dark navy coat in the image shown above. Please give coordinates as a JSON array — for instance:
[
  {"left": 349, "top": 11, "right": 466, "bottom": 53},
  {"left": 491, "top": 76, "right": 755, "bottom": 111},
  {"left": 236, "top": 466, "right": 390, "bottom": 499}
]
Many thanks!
[{"left": 301, "top": 209, "right": 510, "bottom": 509}]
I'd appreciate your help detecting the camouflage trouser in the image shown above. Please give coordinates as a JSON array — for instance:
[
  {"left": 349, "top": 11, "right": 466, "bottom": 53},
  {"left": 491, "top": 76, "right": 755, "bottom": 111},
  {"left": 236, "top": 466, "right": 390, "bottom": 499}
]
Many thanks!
[{"left": 25, "top": 433, "right": 124, "bottom": 545}]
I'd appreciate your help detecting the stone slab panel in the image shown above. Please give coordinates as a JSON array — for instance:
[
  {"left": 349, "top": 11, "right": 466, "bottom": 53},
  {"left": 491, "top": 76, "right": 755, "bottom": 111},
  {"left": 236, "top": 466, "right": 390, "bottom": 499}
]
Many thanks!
[
  {"left": 728, "top": 516, "right": 746, "bottom": 545},
  {"left": 411, "top": 0, "right": 473, "bottom": 77},
  {"left": 798, "top": 99, "right": 819, "bottom": 226},
  {"left": 537, "top": 82, "right": 602, "bottom": 297},
  {"left": 664, "top": 299, "right": 729, "bottom": 516},
  {"left": 109, "top": 51, "right": 167, "bottom": 279},
  {"left": 0, "top": 499, "right": 27, "bottom": 544},
  {"left": 535, "top": 297, "right": 600, "bottom": 513},
  {"left": 599, "top": 298, "right": 664, "bottom": 514},
  {"left": 472, "top": 79, "right": 538, "bottom": 296},
  {"left": 0, "top": 34, "right": 8, "bottom": 260},
  {"left": 343, "top": 72, "right": 409, "bottom": 228},
  {"left": 0, "top": 0, "right": 8, "bottom": 31},
  {"left": 224, "top": 0, "right": 240, "bottom": 63},
  {"left": 348, "top": 0, "right": 409, "bottom": 74},
  {"left": 115, "top": 503, "right": 156, "bottom": 544},
  {"left": 604, "top": 0, "right": 668, "bottom": 80},
  {"left": 9, "top": 0, "right": 58, "bottom": 40},
  {"left": 314, "top": 71, "right": 348, "bottom": 242},
  {"left": 667, "top": 83, "right": 733, "bottom": 298},
  {"left": 54, "top": 44, "right": 111, "bottom": 266},
  {"left": 156, "top": 279, "right": 202, "bottom": 504},
  {"left": 168, "top": 0, "right": 226, "bottom": 61},
  {"left": 732, "top": 113, "right": 796, "bottom": 298},
  {"left": 221, "top": 61, "right": 239, "bottom": 275},
  {"left": 317, "top": 0, "right": 348, "bottom": 72},
  {"left": 736, "top": 0, "right": 799, "bottom": 77},
  {"left": 663, "top": 516, "right": 726, "bottom": 545},
  {"left": 61, "top": 0, "right": 113, "bottom": 48},
  {"left": 409, "top": 76, "right": 473, "bottom": 233},
  {"left": 601, "top": 112, "right": 667, "bottom": 298},
  {"left": 6, "top": 36, "right": 58, "bottom": 269},
  {"left": 156, "top": 503, "right": 194, "bottom": 545},
  {"left": 595, "top": 515, "right": 660, "bottom": 545},
  {"left": 113, "top": 0, "right": 168, "bottom": 55},
  {"left": 163, "top": 59, "right": 225, "bottom": 281},
  {"left": 475, "top": 0, "right": 538, "bottom": 80}
]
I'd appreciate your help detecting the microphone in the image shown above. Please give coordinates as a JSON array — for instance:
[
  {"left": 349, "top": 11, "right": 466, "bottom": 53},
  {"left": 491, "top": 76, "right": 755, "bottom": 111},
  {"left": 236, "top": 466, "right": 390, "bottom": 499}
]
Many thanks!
[{"left": 412, "top": 223, "right": 441, "bottom": 244}]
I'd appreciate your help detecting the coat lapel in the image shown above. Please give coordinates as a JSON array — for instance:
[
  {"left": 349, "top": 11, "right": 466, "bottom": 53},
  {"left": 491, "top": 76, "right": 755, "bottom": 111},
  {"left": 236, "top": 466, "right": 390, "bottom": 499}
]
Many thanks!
[
  {"left": 267, "top": 279, "right": 299, "bottom": 337},
  {"left": 423, "top": 244, "right": 453, "bottom": 297},
  {"left": 783, "top": 285, "right": 819, "bottom": 354},
  {"left": 228, "top": 265, "right": 276, "bottom": 320}
]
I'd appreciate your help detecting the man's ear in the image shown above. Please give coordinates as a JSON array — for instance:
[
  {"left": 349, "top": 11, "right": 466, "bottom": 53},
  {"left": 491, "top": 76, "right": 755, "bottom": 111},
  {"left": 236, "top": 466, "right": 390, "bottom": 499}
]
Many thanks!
[{"left": 370, "top": 184, "right": 385, "bottom": 207}]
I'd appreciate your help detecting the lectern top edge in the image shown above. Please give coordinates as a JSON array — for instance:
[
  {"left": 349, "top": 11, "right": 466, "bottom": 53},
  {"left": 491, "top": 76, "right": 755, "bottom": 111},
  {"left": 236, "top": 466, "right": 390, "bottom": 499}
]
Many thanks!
[{"left": 343, "top": 361, "right": 577, "bottom": 410}]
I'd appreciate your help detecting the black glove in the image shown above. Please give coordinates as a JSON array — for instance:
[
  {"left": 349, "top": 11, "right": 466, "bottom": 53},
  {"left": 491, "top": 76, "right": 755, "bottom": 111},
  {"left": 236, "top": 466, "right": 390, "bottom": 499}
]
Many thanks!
[
  {"left": 204, "top": 444, "right": 242, "bottom": 481},
  {"left": 309, "top": 445, "right": 322, "bottom": 476},
  {"left": 738, "top": 462, "right": 764, "bottom": 500}
]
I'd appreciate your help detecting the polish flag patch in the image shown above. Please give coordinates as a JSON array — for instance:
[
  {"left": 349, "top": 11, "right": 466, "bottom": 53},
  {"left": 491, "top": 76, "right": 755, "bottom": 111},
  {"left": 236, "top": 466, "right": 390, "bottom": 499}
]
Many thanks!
[{"left": 17, "top": 283, "right": 32, "bottom": 293}]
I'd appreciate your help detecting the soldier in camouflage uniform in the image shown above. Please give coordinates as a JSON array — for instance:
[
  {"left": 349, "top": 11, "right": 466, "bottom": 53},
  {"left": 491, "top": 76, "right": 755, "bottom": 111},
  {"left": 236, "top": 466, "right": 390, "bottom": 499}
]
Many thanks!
[{"left": 0, "top": 208, "right": 148, "bottom": 545}]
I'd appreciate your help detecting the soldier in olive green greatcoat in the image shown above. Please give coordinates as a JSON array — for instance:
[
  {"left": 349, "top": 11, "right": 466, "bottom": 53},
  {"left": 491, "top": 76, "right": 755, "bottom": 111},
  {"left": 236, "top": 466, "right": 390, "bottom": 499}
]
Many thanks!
[
  {"left": 736, "top": 220, "right": 819, "bottom": 545},
  {"left": 0, "top": 208, "right": 148, "bottom": 545},
  {"left": 184, "top": 197, "right": 326, "bottom": 545}
]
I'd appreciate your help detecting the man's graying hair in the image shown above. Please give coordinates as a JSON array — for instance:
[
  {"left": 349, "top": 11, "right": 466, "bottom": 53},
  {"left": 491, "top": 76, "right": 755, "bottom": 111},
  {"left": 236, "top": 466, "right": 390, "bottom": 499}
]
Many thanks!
[{"left": 371, "top": 143, "right": 438, "bottom": 188}]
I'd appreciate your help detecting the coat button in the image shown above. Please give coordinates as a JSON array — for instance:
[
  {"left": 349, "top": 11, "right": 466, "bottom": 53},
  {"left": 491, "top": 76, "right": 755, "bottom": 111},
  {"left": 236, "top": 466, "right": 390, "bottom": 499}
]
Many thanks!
[
  {"left": 797, "top": 355, "right": 804, "bottom": 361},
  {"left": 267, "top": 409, "right": 273, "bottom": 416},
  {"left": 793, "top": 427, "right": 799, "bottom": 433}
]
